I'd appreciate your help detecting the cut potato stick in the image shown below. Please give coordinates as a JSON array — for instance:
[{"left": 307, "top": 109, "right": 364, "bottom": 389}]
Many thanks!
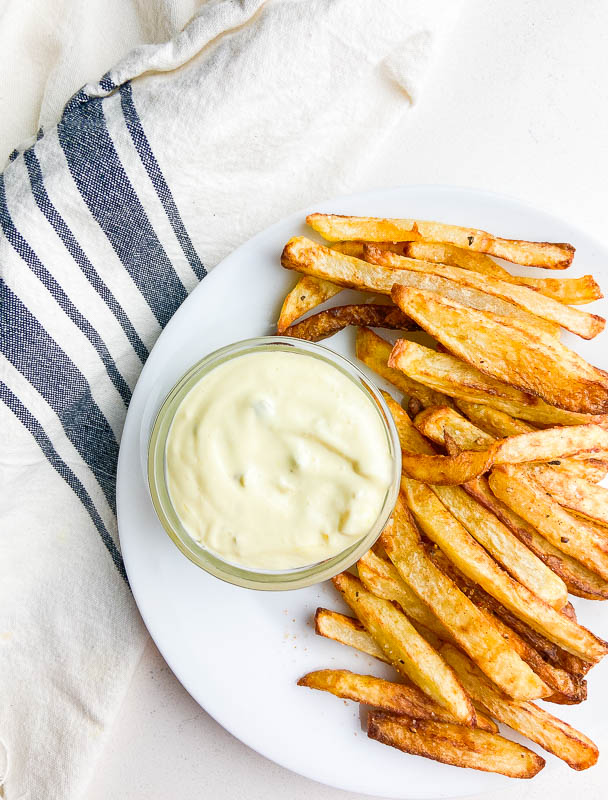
[
  {"left": 441, "top": 646, "right": 598, "bottom": 770},
  {"left": 382, "top": 499, "right": 548, "bottom": 700},
  {"left": 367, "top": 712, "right": 545, "bottom": 778},
  {"left": 298, "top": 669, "right": 497, "bottom": 732},
  {"left": 401, "top": 476, "right": 608, "bottom": 662},
  {"left": 463, "top": 476, "right": 608, "bottom": 600},
  {"left": 431, "top": 483, "right": 568, "bottom": 610},
  {"left": 415, "top": 405, "right": 495, "bottom": 450},
  {"left": 306, "top": 213, "right": 574, "bottom": 268},
  {"left": 282, "top": 237, "right": 561, "bottom": 336},
  {"left": 528, "top": 466, "right": 608, "bottom": 527},
  {"left": 284, "top": 304, "right": 416, "bottom": 342},
  {"left": 277, "top": 275, "right": 342, "bottom": 332},
  {"left": 401, "top": 241, "right": 602, "bottom": 304},
  {"left": 314, "top": 608, "right": 387, "bottom": 661},
  {"left": 356, "top": 328, "right": 452, "bottom": 408},
  {"left": 332, "top": 572, "right": 476, "bottom": 724},
  {"left": 454, "top": 400, "right": 608, "bottom": 482},
  {"left": 366, "top": 245, "right": 604, "bottom": 339},
  {"left": 391, "top": 286, "right": 608, "bottom": 414},
  {"left": 381, "top": 391, "right": 436, "bottom": 455},
  {"left": 489, "top": 466, "right": 608, "bottom": 582}
]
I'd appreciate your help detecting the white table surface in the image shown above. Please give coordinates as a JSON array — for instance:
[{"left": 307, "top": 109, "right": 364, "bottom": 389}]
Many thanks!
[{"left": 87, "top": 1, "right": 608, "bottom": 798}]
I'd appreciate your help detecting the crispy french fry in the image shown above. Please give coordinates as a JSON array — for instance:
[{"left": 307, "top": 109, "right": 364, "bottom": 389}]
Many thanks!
[
  {"left": 283, "top": 304, "right": 416, "bottom": 342},
  {"left": 401, "top": 241, "right": 602, "bottom": 304},
  {"left": 367, "top": 712, "right": 545, "bottom": 778},
  {"left": 381, "top": 391, "right": 436, "bottom": 455},
  {"left": 402, "top": 476, "right": 608, "bottom": 662},
  {"left": 454, "top": 400, "right": 608, "bottom": 482},
  {"left": 489, "top": 465, "right": 608, "bottom": 582},
  {"left": 387, "top": 338, "right": 608, "bottom": 426},
  {"left": 366, "top": 245, "right": 604, "bottom": 340},
  {"left": 355, "top": 328, "right": 452, "bottom": 408},
  {"left": 332, "top": 572, "right": 476, "bottom": 724},
  {"left": 441, "top": 646, "right": 598, "bottom": 770},
  {"left": 306, "top": 213, "right": 574, "bottom": 268},
  {"left": 463, "top": 476, "right": 608, "bottom": 600},
  {"left": 415, "top": 405, "right": 494, "bottom": 450},
  {"left": 314, "top": 608, "right": 387, "bottom": 661},
  {"left": 282, "top": 238, "right": 561, "bottom": 336},
  {"left": 297, "top": 669, "right": 497, "bottom": 732},
  {"left": 430, "top": 483, "right": 567, "bottom": 610},
  {"left": 277, "top": 275, "right": 342, "bottom": 332},
  {"left": 331, "top": 241, "right": 412, "bottom": 259},
  {"left": 391, "top": 286, "right": 608, "bottom": 414},
  {"left": 382, "top": 498, "right": 548, "bottom": 700},
  {"left": 528, "top": 467, "right": 608, "bottom": 527}
]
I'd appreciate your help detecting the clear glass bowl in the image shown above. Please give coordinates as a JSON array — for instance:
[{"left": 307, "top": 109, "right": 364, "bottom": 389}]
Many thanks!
[{"left": 147, "top": 336, "right": 401, "bottom": 590}]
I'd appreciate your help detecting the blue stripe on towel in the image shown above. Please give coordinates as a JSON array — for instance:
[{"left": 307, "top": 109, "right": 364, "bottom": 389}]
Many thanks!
[
  {"left": 57, "top": 95, "right": 188, "bottom": 327},
  {"left": 119, "top": 82, "right": 207, "bottom": 281},
  {"left": 0, "top": 284, "right": 120, "bottom": 513},
  {"left": 0, "top": 175, "right": 132, "bottom": 406},
  {"left": 23, "top": 147, "right": 149, "bottom": 363},
  {"left": 0, "top": 383, "right": 126, "bottom": 580}
]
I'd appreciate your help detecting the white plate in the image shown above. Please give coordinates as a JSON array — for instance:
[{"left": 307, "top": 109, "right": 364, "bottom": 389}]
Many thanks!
[{"left": 117, "top": 186, "right": 608, "bottom": 799}]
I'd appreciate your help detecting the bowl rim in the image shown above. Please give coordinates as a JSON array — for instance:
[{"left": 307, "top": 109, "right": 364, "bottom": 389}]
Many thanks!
[{"left": 147, "top": 335, "right": 402, "bottom": 590}]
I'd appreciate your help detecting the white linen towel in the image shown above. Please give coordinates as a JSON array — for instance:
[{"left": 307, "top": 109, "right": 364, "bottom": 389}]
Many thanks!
[{"left": 0, "top": 2, "right": 460, "bottom": 797}]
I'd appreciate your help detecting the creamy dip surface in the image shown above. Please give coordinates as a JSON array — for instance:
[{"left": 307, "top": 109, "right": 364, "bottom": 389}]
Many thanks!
[{"left": 165, "top": 350, "right": 394, "bottom": 569}]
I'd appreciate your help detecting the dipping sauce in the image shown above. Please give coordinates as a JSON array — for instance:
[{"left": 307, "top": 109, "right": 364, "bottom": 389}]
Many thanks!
[{"left": 165, "top": 350, "right": 394, "bottom": 570}]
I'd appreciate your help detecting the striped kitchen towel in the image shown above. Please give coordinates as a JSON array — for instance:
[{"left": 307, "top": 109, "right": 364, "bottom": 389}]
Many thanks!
[{"left": 0, "top": 1, "right": 459, "bottom": 797}]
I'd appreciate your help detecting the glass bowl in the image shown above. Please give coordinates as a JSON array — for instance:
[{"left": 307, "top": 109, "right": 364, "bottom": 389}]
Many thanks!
[{"left": 147, "top": 336, "right": 401, "bottom": 590}]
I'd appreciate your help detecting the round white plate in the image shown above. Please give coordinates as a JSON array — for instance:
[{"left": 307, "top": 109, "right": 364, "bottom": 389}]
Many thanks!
[{"left": 117, "top": 186, "right": 608, "bottom": 799}]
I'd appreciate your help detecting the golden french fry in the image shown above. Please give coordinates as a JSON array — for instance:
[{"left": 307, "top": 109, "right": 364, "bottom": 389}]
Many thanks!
[
  {"left": 314, "top": 608, "right": 387, "bottom": 661},
  {"left": 387, "top": 338, "right": 608, "bottom": 426},
  {"left": 366, "top": 245, "right": 604, "bottom": 340},
  {"left": 414, "top": 405, "right": 494, "bottom": 450},
  {"left": 277, "top": 275, "right": 342, "bottom": 332},
  {"left": 380, "top": 391, "right": 436, "bottom": 455},
  {"left": 306, "top": 213, "right": 574, "bottom": 268},
  {"left": 355, "top": 328, "right": 452, "bottom": 408},
  {"left": 332, "top": 572, "right": 476, "bottom": 724},
  {"left": 430, "top": 483, "right": 568, "bottom": 610},
  {"left": 489, "top": 465, "right": 608, "bottom": 582},
  {"left": 367, "top": 712, "right": 545, "bottom": 778},
  {"left": 441, "top": 645, "right": 598, "bottom": 770},
  {"left": 454, "top": 400, "right": 608, "bottom": 482},
  {"left": 401, "top": 241, "right": 602, "bottom": 304},
  {"left": 283, "top": 304, "right": 416, "bottom": 342},
  {"left": 402, "top": 476, "right": 608, "bottom": 662},
  {"left": 382, "top": 498, "right": 548, "bottom": 700},
  {"left": 528, "top": 466, "right": 608, "bottom": 527},
  {"left": 281, "top": 237, "right": 561, "bottom": 336},
  {"left": 297, "top": 669, "right": 497, "bottom": 732},
  {"left": 391, "top": 286, "right": 608, "bottom": 414},
  {"left": 331, "top": 241, "right": 412, "bottom": 259},
  {"left": 463, "top": 476, "right": 608, "bottom": 600}
]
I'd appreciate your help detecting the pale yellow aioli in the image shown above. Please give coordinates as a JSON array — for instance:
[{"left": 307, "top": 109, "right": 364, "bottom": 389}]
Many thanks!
[{"left": 165, "top": 350, "right": 393, "bottom": 569}]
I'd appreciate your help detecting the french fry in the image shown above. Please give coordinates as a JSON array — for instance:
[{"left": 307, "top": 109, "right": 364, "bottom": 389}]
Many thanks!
[
  {"left": 391, "top": 286, "right": 608, "bottom": 414},
  {"left": 331, "top": 241, "right": 411, "bottom": 259},
  {"left": 463, "top": 476, "right": 608, "bottom": 600},
  {"left": 454, "top": 400, "right": 608, "bottom": 482},
  {"left": 355, "top": 328, "right": 452, "bottom": 408},
  {"left": 381, "top": 391, "right": 436, "bottom": 455},
  {"left": 414, "top": 405, "right": 494, "bottom": 450},
  {"left": 306, "top": 213, "right": 574, "bottom": 268},
  {"left": 430, "top": 483, "right": 568, "bottom": 610},
  {"left": 277, "top": 275, "right": 342, "bottom": 332},
  {"left": 281, "top": 238, "right": 561, "bottom": 336},
  {"left": 297, "top": 669, "right": 497, "bottom": 732},
  {"left": 366, "top": 245, "right": 604, "bottom": 340},
  {"left": 489, "top": 466, "right": 608, "bottom": 582},
  {"left": 527, "top": 467, "right": 608, "bottom": 527},
  {"left": 386, "top": 338, "right": 607, "bottom": 426},
  {"left": 401, "top": 241, "right": 602, "bottom": 304},
  {"left": 401, "top": 476, "right": 608, "bottom": 662},
  {"left": 283, "top": 304, "right": 416, "bottom": 342},
  {"left": 367, "top": 712, "right": 545, "bottom": 778},
  {"left": 382, "top": 498, "right": 548, "bottom": 700},
  {"left": 314, "top": 608, "right": 387, "bottom": 661},
  {"left": 441, "top": 646, "right": 598, "bottom": 770},
  {"left": 332, "top": 572, "right": 476, "bottom": 724}
]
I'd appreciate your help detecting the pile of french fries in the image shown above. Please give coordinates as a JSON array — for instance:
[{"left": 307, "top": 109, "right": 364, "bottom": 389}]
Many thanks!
[{"left": 278, "top": 213, "right": 608, "bottom": 777}]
